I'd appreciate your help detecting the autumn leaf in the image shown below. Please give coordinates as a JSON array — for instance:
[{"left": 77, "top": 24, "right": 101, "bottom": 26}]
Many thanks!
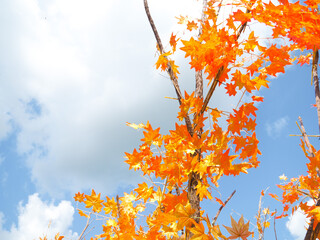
[
  {"left": 135, "top": 182, "right": 154, "bottom": 203},
  {"left": 251, "top": 96, "right": 264, "bottom": 102},
  {"left": 224, "top": 215, "right": 253, "bottom": 240},
  {"left": 176, "top": 15, "right": 188, "bottom": 24},
  {"left": 155, "top": 52, "right": 172, "bottom": 71},
  {"left": 297, "top": 53, "right": 312, "bottom": 66},
  {"left": 84, "top": 189, "right": 104, "bottom": 213},
  {"left": 215, "top": 197, "right": 225, "bottom": 206},
  {"left": 78, "top": 209, "right": 89, "bottom": 218},
  {"left": 269, "top": 193, "right": 280, "bottom": 201},
  {"left": 187, "top": 20, "right": 198, "bottom": 31},
  {"left": 190, "top": 222, "right": 209, "bottom": 240},
  {"left": 126, "top": 122, "right": 145, "bottom": 129},
  {"left": 74, "top": 192, "right": 85, "bottom": 203},
  {"left": 54, "top": 233, "right": 64, "bottom": 240},
  {"left": 170, "top": 33, "right": 179, "bottom": 52}
]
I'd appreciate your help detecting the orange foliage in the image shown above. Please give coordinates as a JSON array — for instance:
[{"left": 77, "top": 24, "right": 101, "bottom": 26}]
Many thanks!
[{"left": 73, "top": 0, "right": 320, "bottom": 239}]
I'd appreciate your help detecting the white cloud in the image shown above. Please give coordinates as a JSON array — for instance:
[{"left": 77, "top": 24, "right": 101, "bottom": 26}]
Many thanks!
[
  {"left": 286, "top": 200, "right": 314, "bottom": 240},
  {"left": 266, "top": 116, "right": 289, "bottom": 138},
  {"left": 0, "top": 0, "right": 276, "bottom": 198},
  {"left": 0, "top": 193, "right": 78, "bottom": 240},
  {"left": 286, "top": 209, "right": 308, "bottom": 240}
]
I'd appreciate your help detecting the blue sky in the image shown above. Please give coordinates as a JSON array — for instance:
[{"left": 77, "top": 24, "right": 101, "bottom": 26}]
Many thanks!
[{"left": 0, "top": 0, "right": 317, "bottom": 239}]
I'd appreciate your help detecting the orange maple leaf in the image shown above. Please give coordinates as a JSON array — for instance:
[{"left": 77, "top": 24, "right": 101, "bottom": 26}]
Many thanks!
[
  {"left": 135, "top": 182, "right": 154, "bottom": 203},
  {"left": 169, "top": 33, "right": 179, "bottom": 52},
  {"left": 84, "top": 189, "right": 104, "bottom": 213},
  {"left": 78, "top": 209, "right": 89, "bottom": 218},
  {"left": 54, "top": 233, "right": 64, "bottom": 240},
  {"left": 215, "top": 197, "right": 225, "bottom": 206},
  {"left": 224, "top": 215, "right": 253, "bottom": 240},
  {"left": 74, "top": 192, "right": 85, "bottom": 203},
  {"left": 297, "top": 53, "right": 312, "bottom": 66},
  {"left": 155, "top": 52, "right": 171, "bottom": 71},
  {"left": 187, "top": 20, "right": 198, "bottom": 31}
]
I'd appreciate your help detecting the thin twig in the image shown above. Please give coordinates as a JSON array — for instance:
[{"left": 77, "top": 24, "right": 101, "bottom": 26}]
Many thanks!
[
  {"left": 257, "top": 193, "right": 263, "bottom": 240},
  {"left": 289, "top": 134, "right": 320, "bottom": 137},
  {"left": 298, "top": 116, "right": 314, "bottom": 157},
  {"left": 274, "top": 210, "right": 278, "bottom": 240},
  {"left": 212, "top": 190, "right": 236, "bottom": 226},
  {"left": 78, "top": 212, "right": 92, "bottom": 240}
]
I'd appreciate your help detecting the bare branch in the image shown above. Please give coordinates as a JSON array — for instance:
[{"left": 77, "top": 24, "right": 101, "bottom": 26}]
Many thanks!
[
  {"left": 78, "top": 212, "right": 92, "bottom": 240},
  {"left": 289, "top": 134, "right": 320, "bottom": 137},
  {"left": 273, "top": 210, "right": 278, "bottom": 240},
  {"left": 212, "top": 190, "right": 236, "bottom": 226}
]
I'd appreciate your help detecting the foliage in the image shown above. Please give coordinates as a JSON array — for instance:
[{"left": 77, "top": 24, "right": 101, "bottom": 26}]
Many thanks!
[{"left": 50, "top": 0, "right": 320, "bottom": 239}]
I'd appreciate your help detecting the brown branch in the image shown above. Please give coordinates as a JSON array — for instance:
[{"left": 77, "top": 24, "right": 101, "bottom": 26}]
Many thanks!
[
  {"left": 298, "top": 116, "right": 314, "bottom": 156},
  {"left": 143, "top": 0, "right": 194, "bottom": 136},
  {"left": 195, "top": 0, "right": 208, "bottom": 99},
  {"left": 299, "top": 116, "right": 320, "bottom": 240},
  {"left": 212, "top": 190, "right": 236, "bottom": 226},
  {"left": 312, "top": 49, "right": 320, "bottom": 135},
  {"left": 116, "top": 195, "right": 121, "bottom": 218}
]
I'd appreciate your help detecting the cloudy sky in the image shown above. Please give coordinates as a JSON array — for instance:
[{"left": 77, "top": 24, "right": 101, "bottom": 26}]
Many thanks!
[{"left": 0, "top": 0, "right": 317, "bottom": 239}]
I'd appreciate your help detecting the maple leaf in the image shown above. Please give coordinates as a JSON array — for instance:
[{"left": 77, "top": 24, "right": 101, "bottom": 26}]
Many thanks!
[
  {"left": 176, "top": 15, "right": 188, "bottom": 24},
  {"left": 190, "top": 222, "right": 209, "bottom": 240},
  {"left": 224, "top": 215, "right": 253, "bottom": 240},
  {"left": 169, "top": 33, "right": 179, "bottom": 52},
  {"left": 103, "top": 196, "right": 117, "bottom": 217},
  {"left": 54, "top": 234, "right": 64, "bottom": 240},
  {"left": 84, "top": 189, "right": 104, "bottom": 213},
  {"left": 74, "top": 192, "right": 85, "bottom": 203},
  {"left": 155, "top": 52, "right": 171, "bottom": 71},
  {"left": 196, "top": 181, "right": 213, "bottom": 200},
  {"left": 297, "top": 53, "right": 312, "bottom": 66},
  {"left": 135, "top": 182, "right": 154, "bottom": 203},
  {"left": 174, "top": 203, "right": 196, "bottom": 229},
  {"left": 215, "top": 197, "right": 225, "bottom": 206},
  {"left": 187, "top": 20, "right": 198, "bottom": 31},
  {"left": 251, "top": 96, "right": 263, "bottom": 102},
  {"left": 78, "top": 209, "right": 89, "bottom": 218},
  {"left": 243, "top": 31, "right": 258, "bottom": 52},
  {"left": 126, "top": 122, "right": 145, "bottom": 129}
]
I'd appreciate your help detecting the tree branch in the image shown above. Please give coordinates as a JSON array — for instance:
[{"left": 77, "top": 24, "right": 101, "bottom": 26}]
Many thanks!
[
  {"left": 212, "top": 190, "right": 236, "bottom": 226},
  {"left": 195, "top": 0, "right": 208, "bottom": 99},
  {"left": 298, "top": 116, "right": 320, "bottom": 240},
  {"left": 312, "top": 49, "right": 320, "bottom": 135},
  {"left": 143, "top": 0, "right": 194, "bottom": 136}
]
